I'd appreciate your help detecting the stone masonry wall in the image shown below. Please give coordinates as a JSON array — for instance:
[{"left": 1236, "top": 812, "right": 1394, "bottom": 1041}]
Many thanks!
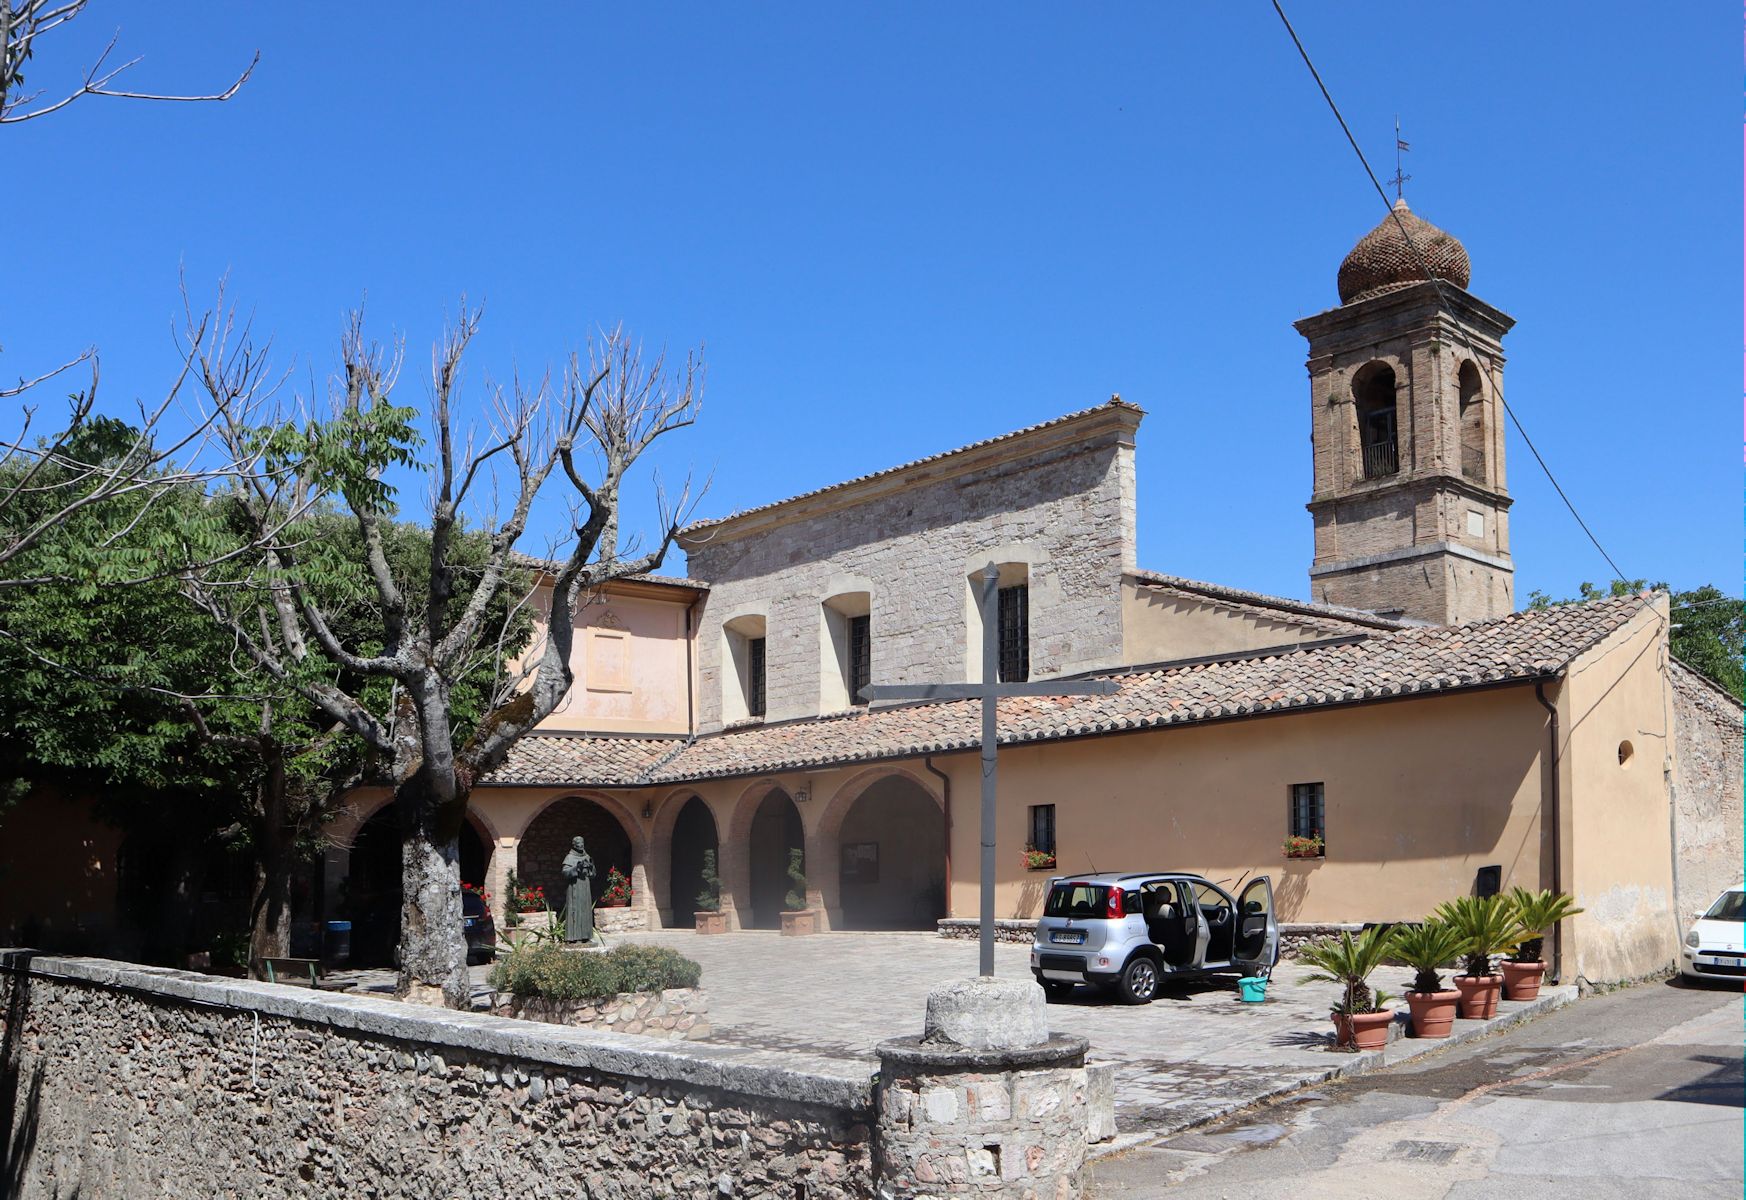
[
  {"left": 1669, "top": 662, "right": 1744, "bottom": 921},
  {"left": 685, "top": 413, "right": 1138, "bottom": 730},
  {"left": 492, "top": 986, "right": 710, "bottom": 1040},
  {"left": 0, "top": 952, "right": 872, "bottom": 1199}
]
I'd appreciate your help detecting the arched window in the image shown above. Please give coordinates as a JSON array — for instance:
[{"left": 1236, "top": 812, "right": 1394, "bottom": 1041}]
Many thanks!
[
  {"left": 1458, "top": 359, "right": 1486, "bottom": 483},
  {"left": 1352, "top": 362, "right": 1399, "bottom": 479}
]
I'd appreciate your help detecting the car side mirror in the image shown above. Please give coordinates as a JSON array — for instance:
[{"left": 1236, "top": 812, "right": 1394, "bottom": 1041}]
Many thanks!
[{"left": 1244, "top": 901, "right": 1264, "bottom": 915}]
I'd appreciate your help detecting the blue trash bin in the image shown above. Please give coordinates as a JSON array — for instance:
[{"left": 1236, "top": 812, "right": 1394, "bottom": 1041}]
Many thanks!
[{"left": 323, "top": 920, "right": 352, "bottom": 966}]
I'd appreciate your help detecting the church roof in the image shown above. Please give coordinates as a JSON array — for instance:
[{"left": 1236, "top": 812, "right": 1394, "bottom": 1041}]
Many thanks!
[
  {"left": 481, "top": 593, "right": 1655, "bottom": 789},
  {"left": 1124, "top": 570, "right": 1411, "bottom": 635},
  {"left": 1337, "top": 198, "right": 1471, "bottom": 305}
]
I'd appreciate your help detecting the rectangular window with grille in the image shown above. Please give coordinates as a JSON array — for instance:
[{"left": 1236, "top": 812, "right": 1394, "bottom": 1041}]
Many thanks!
[
  {"left": 997, "top": 584, "right": 1029, "bottom": 683},
  {"left": 1028, "top": 803, "right": 1056, "bottom": 856},
  {"left": 848, "top": 614, "right": 871, "bottom": 705},
  {"left": 1289, "top": 782, "right": 1325, "bottom": 852},
  {"left": 747, "top": 637, "right": 767, "bottom": 718}
]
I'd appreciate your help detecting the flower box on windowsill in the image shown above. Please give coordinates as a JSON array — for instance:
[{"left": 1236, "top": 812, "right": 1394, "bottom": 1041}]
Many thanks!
[
  {"left": 1023, "top": 853, "right": 1058, "bottom": 872},
  {"left": 1283, "top": 837, "right": 1325, "bottom": 861}
]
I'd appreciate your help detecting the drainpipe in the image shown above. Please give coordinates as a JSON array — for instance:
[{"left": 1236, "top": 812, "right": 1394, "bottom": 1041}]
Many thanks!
[
  {"left": 1535, "top": 679, "right": 1564, "bottom": 982},
  {"left": 924, "top": 755, "right": 952, "bottom": 917},
  {"left": 684, "top": 596, "right": 699, "bottom": 735}
]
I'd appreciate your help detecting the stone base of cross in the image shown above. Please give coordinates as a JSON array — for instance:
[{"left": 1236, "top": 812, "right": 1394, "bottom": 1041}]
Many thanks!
[{"left": 863, "top": 563, "right": 1117, "bottom": 976}]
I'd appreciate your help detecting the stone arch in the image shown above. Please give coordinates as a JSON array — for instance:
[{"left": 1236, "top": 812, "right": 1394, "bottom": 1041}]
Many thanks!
[
  {"left": 343, "top": 800, "right": 496, "bottom": 967},
  {"left": 724, "top": 780, "right": 805, "bottom": 930},
  {"left": 817, "top": 767, "right": 947, "bottom": 931},
  {"left": 1458, "top": 358, "right": 1486, "bottom": 483},
  {"left": 665, "top": 796, "right": 720, "bottom": 928},
  {"left": 1352, "top": 360, "right": 1400, "bottom": 479},
  {"left": 517, "top": 795, "right": 643, "bottom": 919}
]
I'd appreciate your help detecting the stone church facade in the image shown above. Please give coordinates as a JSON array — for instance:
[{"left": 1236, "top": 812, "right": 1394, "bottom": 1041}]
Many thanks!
[{"left": 7, "top": 203, "right": 1737, "bottom": 988}]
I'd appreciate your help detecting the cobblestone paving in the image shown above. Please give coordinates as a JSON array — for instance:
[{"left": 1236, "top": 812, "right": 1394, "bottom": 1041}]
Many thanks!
[{"left": 607, "top": 929, "right": 1431, "bottom": 1137}]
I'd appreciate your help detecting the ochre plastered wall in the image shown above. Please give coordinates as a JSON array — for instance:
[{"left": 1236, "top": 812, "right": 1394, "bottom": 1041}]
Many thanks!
[
  {"left": 1120, "top": 580, "right": 1354, "bottom": 663},
  {"left": 1558, "top": 599, "right": 1680, "bottom": 983},
  {"left": 936, "top": 685, "right": 1553, "bottom": 927}
]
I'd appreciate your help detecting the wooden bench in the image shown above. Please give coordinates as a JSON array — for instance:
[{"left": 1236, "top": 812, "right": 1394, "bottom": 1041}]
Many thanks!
[{"left": 253, "top": 956, "right": 322, "bottom": 987}]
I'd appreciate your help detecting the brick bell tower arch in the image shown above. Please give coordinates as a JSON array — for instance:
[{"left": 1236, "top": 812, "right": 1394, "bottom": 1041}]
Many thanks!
[{"left": 1295, "top": 198, "right": 1516, "bottom": 626}]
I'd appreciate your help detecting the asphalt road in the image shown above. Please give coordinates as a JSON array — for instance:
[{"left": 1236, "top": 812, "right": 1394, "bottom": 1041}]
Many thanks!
[{"left": 1090, "top": 976, "right": 1744, "bottom": 1198}]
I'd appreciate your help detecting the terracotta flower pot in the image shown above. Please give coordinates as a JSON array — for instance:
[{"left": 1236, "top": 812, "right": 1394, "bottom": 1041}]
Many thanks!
[
  {"left": 1331, "top": 1012, "right": 1352, "bottom": 1047},
  {"left": 695, "top": 910, "right": 727, "bottom": 935},
  {"left": 1501, "top": 960, "right": 1546, "bottom": 1001},
  {"left": 1454, "top": 974, "right": 1502, "bottom": 1019},
  {"left": 1345, "top": 1009, "right": 1395, "bottom": 1051},
  {"left": 780, "top": 909, "right": 817, "bottom": 936},
  {"left": 1404, "top": 989, "right": 1461, "bottom": 1038}
]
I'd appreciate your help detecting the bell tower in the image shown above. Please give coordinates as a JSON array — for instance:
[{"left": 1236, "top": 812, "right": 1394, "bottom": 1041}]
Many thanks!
[{"left": 1294, "top": 199, "right": 1515, "bottom": 625}]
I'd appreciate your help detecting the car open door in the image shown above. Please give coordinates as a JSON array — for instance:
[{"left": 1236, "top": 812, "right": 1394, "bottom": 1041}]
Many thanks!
[{"left": 1233, "top": 875, "right": 1279, "bottom": 974}]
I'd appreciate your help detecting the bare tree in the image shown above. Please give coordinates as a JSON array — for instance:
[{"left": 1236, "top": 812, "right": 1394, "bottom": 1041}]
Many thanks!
[
  {"left": 0, "top": 3, "right": 257, "bottom": 582},
  {"left": 177, "top": 304, "right": 702, "bottom": 1007},
  {"left": 1, "top": 1, "right": 255, "bottom": 124}
]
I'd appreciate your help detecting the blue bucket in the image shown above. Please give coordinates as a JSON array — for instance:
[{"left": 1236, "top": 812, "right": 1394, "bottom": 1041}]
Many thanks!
[{"left": 1238, "top": 976, "right": 1269, "bottom": 1003}]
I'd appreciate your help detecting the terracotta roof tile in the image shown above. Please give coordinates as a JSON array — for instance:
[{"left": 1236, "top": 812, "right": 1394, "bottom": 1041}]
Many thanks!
[
  {"left": 480, "top": 594, "right": 1652, "bottom": 789},
  {"left": 1124, "top": 570, "right": 1410, "bottom": 635}
]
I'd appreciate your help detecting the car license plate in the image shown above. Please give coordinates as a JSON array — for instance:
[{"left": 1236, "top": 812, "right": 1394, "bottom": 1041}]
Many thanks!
[{"left": 1051, "top": 931, "right": 1085, "bottom": 944}]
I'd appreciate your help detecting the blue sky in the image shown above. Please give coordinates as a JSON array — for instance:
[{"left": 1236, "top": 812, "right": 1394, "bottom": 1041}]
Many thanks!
[{"left": 4, "top": 4, "right": 1737, "bottom": 601}]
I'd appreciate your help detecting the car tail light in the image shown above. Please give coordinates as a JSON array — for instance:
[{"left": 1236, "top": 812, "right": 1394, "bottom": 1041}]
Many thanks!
[{"left": 1106, "top": 888, "right": 1124, "bottom": 918}]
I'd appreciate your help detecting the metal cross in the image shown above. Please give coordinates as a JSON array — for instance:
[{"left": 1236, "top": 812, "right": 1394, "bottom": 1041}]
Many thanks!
[
  {"left": 1390, "top": 116, "right": 1412, "bottom": 201},
  {"left": 861, "top": 563, "right": 1118, "bottom": 976}
]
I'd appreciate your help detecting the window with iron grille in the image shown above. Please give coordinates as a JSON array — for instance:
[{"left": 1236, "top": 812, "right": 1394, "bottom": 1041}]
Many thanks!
[
  {"left": 1028, "top": 804, "right": 1056, "bottom": 855},
  {"left": 1289, "top": 782, "right": 1325, "bottom": 850},
  {"left": 997, "top": 584, "right": 1029, "bottom": 683},
  {"left": 747, "top": 637, "right": 767, "bottom": 718},
  {"left": 848, "top": 614, "right": 871, "bottom": 705}
]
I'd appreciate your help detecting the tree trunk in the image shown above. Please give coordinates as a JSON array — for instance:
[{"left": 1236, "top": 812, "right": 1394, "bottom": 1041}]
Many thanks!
[
  {"left": 394, "top": 771, "right": 470, "bottom": 1008},
  {"left": 247, "top": 750, "right": 293, "bottom": 970}
]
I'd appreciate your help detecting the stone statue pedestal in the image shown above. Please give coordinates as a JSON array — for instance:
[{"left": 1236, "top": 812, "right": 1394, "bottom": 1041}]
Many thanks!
[{"left": 874, "top": 977, "right": 1092, "bottom": 1197}]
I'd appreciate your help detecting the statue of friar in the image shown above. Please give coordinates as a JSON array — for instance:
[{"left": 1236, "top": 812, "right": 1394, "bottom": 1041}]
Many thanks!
[{"left": 561, "top": 835, "right": 597, "bottom": 943}]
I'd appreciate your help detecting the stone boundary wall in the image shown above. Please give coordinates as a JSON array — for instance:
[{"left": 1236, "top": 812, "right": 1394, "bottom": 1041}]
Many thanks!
[
  {"left": 0, "top": 951, "right": 872, "bottom": 1199},
  {"left": 1668, "top": 661, "right": 1744, "bottom": 922},
  {"left": 597, "top": 905, "right": 651, "bottom": 934},
  {"left": 492, "top": 986, "right": 710, "bottom": 1040}
]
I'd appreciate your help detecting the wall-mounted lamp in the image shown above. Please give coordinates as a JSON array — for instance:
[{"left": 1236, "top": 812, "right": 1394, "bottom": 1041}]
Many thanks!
[
  {"left": 642, "top": 800, "right": 653, "bottom": 819},
  {"left": 793, "top": 786, "right": 811, "bottom": 804}
]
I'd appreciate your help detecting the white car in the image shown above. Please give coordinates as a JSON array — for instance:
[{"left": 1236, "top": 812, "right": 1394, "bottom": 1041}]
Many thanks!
[{"left": 1679, "top": 883, "right": 1746, "bottom": 983}]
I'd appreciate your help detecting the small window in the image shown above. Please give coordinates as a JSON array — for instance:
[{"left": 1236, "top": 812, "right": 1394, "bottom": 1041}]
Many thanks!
[
  {"left": 1028, "top": 804, "right": 1056, "bottom": 856},
  {"left": 1289, "top": 782, "right": 1326, "bottom": 852},
  {"left": 747, "top": 637, "right": 767, "bottom": 718},
  {"left": 998, "top": 584, "right": 1029, "bottom": 683},
  {"left": 1352, "top": 362, "right": 1399, "bottom": 480},
  {"left": 848, "top": 614, "right": 871, "bottom": 706}
]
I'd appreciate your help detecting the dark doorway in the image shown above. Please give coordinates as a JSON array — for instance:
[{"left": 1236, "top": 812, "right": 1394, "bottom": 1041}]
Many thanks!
[
  {"left": 669, "top": 796, "right": 718, "bottom": 926},
  {"left": 835, "top": 777, "right": 945, "bottom": 930},
  {"left": 518, "top": 797, "right": 634, "bottom": 914},
  {"left": 346, "top": 806, "right": 490, "bottom": 967},
  {"left": 748, "top": 790, "right": 804, "bottom": 929}
]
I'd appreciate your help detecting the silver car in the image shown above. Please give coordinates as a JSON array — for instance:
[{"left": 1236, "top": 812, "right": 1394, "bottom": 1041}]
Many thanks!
[{"left": 1030, "top": 872, "right": 1279, "bottom": 1004}]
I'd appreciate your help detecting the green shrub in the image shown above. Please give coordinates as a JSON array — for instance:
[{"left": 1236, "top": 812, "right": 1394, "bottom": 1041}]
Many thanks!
[{"left": 490, "top": 943, "right": 703, "bottom": 1001}]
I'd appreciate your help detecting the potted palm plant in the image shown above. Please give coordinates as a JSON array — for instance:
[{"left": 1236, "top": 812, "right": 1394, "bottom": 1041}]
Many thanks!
[
  {"left": 779, "top": 848, "right": 816, "bottom": 935},
  {"left": 1433, "top": 894, "right": 1526, "bottom": 1019},
  {"left": 1388, "top": 920, "right": 1467, "bottom": 1038},
  {"left": 1298, "top": 926, "right": 1395, "bottom": 1050},
  {"left": 695, "top": 849, "right": 727, "bottom": 935},
  {"left": 1501, "top": 887, "right": 1583, "bottom": 999}
]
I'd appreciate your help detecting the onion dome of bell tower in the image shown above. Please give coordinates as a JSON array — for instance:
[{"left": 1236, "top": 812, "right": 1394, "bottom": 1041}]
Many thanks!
[{"left": 1335, "top": 198, "right": 1471, "bottom": 305}]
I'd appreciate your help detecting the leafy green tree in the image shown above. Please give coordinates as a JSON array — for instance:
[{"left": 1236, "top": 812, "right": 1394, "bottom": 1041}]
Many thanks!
[
  {"left": 170, "top": 307, "right": 701, "bottom": 1007},
  {"left": 1526, "top": 580, "right": 1743, "bottom": 700}
]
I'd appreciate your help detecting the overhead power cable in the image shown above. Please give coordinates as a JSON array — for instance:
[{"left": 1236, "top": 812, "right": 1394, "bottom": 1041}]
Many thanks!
[{"left": 1268, "top": 0, "right": 1637, "bottom": 594}]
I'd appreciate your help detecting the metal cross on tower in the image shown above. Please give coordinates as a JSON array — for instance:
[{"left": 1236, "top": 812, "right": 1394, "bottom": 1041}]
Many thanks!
[
  {"left": 1390, "top": 116, "right": 1412, "bottom": 200},
  {"left": 862, "top": 563, "right": 1118, "bottom": 976}
]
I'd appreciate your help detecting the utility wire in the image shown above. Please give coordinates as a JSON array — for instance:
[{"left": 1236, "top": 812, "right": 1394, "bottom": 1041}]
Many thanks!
[{"left": 1269, "top": 0, "right": 1637, "bottom": 593}]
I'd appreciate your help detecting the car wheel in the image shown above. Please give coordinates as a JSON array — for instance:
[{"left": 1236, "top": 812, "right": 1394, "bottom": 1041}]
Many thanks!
[
  {"left": 1040, "top": 979, "right": 1076, "bottom": 1002},
  {"left": 1117, "top": 956, "right": 1160, "bottom": 1005}
]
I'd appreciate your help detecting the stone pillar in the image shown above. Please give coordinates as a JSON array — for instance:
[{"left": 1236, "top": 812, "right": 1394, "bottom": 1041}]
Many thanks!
[
  {"left": 875, "top": 978, "right": 1091, "bottom": 1198},
  {"left": 718, "top": 831, "right": 750, "bottom": 932}
]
